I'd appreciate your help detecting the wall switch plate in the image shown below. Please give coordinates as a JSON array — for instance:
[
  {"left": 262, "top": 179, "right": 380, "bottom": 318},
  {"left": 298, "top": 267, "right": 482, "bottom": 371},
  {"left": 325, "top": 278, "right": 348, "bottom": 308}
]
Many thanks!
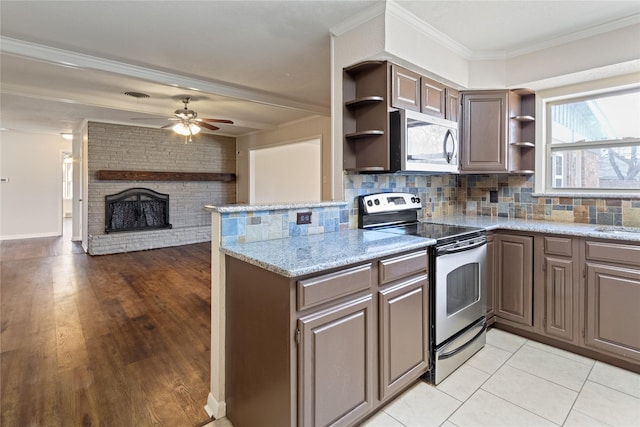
[
  {"left": 297, "top": 212, "right": 312, "bottom": 225},
  {"left": 489, "top": 190, "right": 498, "bottom": 203}
]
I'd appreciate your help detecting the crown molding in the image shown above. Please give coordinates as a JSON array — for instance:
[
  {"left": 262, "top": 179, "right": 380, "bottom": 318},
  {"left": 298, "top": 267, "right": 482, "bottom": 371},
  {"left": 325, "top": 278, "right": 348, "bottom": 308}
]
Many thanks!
[
  {"left": 382, "top": 2, "right": 640, "bottom": 62},
  {"left": 0, "top": 36, "right": 329, "bottom": 115},
  {"left": 504, "top": 13, "right": 640, "bottom": 59},
  {"left": 385, "top": 0, "right": 474, "bottom": 60},
  {"left": 329, "top": 1, "right": 386, "bottom": 37}
]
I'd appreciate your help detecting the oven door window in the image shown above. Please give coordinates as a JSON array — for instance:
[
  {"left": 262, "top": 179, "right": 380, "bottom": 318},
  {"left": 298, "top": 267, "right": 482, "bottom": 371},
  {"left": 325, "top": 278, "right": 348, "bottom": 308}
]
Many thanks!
[{"left": 446, "top": 262, "right": 480, "bottom": 315}]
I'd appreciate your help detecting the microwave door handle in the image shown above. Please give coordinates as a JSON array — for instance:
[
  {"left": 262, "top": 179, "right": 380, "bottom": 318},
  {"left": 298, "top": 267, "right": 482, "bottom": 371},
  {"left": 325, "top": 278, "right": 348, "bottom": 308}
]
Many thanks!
[{"left": 443, "top": 129, "right": 455, "bottom": 164}]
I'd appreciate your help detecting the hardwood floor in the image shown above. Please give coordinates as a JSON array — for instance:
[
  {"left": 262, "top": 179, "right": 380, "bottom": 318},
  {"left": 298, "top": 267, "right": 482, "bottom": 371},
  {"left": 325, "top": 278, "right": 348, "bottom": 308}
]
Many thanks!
[{"left": 1, "top": 231, "right": 212, "bottom": 427}]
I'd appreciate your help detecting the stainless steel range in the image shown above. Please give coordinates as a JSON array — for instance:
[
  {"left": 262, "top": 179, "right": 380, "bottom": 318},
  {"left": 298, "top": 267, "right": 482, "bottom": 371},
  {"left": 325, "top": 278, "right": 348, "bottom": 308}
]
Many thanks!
[{"left": 358, "top": 192, "right": 487, "bottom": 384}]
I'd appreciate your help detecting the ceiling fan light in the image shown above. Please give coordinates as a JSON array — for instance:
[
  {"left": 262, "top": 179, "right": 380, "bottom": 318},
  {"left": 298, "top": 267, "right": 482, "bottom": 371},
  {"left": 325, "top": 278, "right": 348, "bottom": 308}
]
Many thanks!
[{"left": 172, "top": 122, "right": 201, "bottom": 136}]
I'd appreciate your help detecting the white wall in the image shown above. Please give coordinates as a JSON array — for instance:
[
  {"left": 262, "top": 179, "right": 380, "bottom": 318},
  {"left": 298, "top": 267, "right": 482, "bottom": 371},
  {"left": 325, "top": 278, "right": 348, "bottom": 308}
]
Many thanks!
[
  {"left": 236, "top": 116, "right": 332, "bottom": 203},
  {"left": 249, "top": 139, "right": 321, "bottom": 204},
  {"left": 0, "top": 131, "right": 71, "bottom": 239}
]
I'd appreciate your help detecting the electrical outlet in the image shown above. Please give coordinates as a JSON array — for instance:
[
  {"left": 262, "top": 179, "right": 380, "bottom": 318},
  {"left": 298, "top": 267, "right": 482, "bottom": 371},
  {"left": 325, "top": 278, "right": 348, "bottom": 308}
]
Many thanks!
[
  {"left": 297, "top": 212, "right": 312, "bottom": 225},
  {"left": 489, "top": 190, "right": 499, "bottom": 203}
]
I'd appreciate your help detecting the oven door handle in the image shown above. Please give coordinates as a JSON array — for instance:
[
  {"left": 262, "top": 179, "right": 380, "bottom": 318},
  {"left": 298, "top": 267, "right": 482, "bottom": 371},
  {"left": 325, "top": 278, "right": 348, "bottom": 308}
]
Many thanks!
[
  {"left": 439, "top": 320, "right": 487, "bottom": 360},
  {"left": 437, "top": 238, "right": 486, "bottom": 255}
]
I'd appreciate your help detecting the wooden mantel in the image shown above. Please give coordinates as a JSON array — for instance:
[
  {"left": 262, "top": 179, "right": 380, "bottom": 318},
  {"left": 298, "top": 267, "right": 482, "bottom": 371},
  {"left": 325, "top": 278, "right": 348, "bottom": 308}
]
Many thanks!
[{"left": 96, "top": 170, "right": 236, "bottom": 182}]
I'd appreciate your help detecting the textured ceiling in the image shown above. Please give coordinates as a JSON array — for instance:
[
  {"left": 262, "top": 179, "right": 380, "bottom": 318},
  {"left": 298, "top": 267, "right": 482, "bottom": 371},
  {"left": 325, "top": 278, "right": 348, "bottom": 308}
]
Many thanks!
[{"left": 1, "top": 0, "right": 638, "bottom": 137}]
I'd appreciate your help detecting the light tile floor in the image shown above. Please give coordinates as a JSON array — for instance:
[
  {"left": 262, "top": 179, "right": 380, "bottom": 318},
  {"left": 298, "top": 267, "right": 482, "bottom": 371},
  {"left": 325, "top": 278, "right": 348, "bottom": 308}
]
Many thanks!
[
  {"left": 364, "top": 329, "right": 640, "bottom": 427},
  {"left": 204, "top": 329, "right": 640, "bottom": 427}
]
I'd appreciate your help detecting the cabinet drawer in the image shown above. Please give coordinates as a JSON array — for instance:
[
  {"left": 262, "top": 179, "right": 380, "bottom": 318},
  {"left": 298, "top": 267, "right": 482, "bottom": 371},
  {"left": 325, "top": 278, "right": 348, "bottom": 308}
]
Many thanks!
[
  {"left": 544, "top": 236, "right": 573, "bottom": 256},
  {"left": 379, "top": 250, "right": 428, "bottom": 285},
  {"left": 297, "top": 264, "right": 372, "bottom": 311},
  {"left": 585, "top": 241, "right": 640, "bottom": 265}
]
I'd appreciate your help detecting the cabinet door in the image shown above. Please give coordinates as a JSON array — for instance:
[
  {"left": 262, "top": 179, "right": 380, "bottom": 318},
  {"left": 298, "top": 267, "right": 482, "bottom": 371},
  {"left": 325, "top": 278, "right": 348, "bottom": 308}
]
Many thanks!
[
  {"left": 298, "top": 296, "right": 375, "bottom": 427},
  {"left": 421, "top": 76, "right": 446, "bottom": 118},
  {"left": 485, "top": 234, "right": 496, "bottom": 320},
  {"left": 446, "top": 87, "right": 459, "bottom": 122},
  {"left": 460, "top": 91, "right": 508, "bottom": 173},
  {"left": 543, "top": 256, "right": 577, "bottom": 343},
  {"left": 391, "top": 65, "right": 420, "bottom": 111},
  {"left": 378, "top": 275, "right": 429, "bottom": 401},
  {"left": 496, "top": 234, "right": 533, "bottom": 326},
  {"left": 585, "top": 263, "right": 640, "bottom": 362}
]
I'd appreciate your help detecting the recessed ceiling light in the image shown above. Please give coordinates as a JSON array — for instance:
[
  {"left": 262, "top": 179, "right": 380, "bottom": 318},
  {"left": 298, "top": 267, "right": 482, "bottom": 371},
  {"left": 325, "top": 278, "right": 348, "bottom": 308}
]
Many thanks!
[
  {"left": 61, "top": 133, "right": 73, "bottom": 140},
  {"left": 124, "top": 91, "right": 150, "bottom": 99}
]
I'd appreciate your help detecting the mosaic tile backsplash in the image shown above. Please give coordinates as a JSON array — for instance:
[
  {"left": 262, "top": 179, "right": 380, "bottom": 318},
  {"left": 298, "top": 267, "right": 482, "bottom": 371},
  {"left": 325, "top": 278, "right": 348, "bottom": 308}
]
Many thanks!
[
  {"left": 458, "top": 174, "right": 640, "bottom": 227},
  {"left": 344, "top": 173, "right": 459, "bottom": 227},
  {"left": 220, "top": 205, "right": 349, "bottom": 245},
  {"left": 217, "top": 173, "right": 638, "bottom": 245},
  {"left": 345, "top": 173, "right": 640, "bottom": 228}
]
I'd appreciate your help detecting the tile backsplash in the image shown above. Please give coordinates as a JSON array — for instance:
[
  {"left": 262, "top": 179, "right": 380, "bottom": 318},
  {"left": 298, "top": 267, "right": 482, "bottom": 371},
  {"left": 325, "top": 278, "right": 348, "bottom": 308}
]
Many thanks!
[
  {"left": 459, "top": 174, "right": 640, "bottom": 227},
  {"left": 220, "top": 205, "right": 349, "bottom": 245},
  {"left": 343, "top": 173, "right": 458, "bottom": 227},
  {"left": 346, "top": 173, "right": 640, "bottom": 228}
]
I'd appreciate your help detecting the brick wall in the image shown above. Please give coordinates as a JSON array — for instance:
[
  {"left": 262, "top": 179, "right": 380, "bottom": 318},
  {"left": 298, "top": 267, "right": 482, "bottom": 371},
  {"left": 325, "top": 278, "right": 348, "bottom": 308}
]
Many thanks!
[{"left": 87, "top": 122, "right": 236, "bottom": 255}]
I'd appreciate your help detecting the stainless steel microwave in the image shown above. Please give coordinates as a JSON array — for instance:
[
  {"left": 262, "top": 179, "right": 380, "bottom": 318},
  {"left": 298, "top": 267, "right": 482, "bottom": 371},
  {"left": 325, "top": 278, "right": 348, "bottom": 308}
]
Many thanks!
[{"left": 390, "top": 109, "right": 459, "bottom": 173}]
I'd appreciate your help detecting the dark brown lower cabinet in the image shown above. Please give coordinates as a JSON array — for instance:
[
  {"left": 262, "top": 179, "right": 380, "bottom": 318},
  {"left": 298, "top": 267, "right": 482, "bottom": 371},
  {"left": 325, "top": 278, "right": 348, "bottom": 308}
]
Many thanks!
[
  {"left": 539, "top": 235, "right": 580, "bottom": 344},
  {"left": 585, "top": 262, "right": 640, "bottom": 362},
  {"left": 226, "top": 248, "right": 430, "bottom": 427},
  {"left": 543, "top": 256, "right": 577, "bottom": 342},
  {"left": 496, "top": 233, "right": 533, "bottom": 327},
  {"left": 298, "top": 296, "right": 375, "bottom": 426},
  {"left": 378, "top": 275, "right": 429, "bottom": 400}
]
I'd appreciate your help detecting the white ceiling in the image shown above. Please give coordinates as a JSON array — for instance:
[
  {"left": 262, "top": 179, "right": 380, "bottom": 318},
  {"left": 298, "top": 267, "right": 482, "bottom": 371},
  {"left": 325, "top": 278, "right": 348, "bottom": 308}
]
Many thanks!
[{"left": 1, "top": 0, "right": 639, "bottom": 138}]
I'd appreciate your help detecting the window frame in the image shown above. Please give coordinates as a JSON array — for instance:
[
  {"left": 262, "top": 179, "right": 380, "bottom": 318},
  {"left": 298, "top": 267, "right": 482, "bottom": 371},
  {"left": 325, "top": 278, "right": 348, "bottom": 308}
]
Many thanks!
[{"left": 536, "top": 76, "right": 640, "bottom": 197}]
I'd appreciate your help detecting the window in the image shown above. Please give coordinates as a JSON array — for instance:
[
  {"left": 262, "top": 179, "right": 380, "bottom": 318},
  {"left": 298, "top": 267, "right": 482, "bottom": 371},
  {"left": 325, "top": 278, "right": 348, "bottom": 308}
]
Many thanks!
[{"left": 546, "top": 87, "right": 640, "bottom": 192}]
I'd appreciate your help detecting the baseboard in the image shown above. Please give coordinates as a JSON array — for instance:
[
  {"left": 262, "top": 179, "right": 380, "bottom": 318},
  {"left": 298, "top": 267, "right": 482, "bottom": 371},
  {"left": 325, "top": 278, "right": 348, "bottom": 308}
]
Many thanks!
[
  {"left": 0, "top": 231, "right": 61, "bottom": 241},
  {"left": 204, "top": 393, "right": 226, "bottom": 419}
]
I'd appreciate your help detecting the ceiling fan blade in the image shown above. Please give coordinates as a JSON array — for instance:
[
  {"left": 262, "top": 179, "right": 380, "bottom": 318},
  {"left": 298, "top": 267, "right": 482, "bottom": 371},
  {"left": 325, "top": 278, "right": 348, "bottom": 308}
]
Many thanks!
[
  {"left": 161, "top": 123, "right": 174, "bottom": 129},
  {"left": 200, "top": 118, "right": 234, "bottom": 124},
  {"left": 198, "top": 122, "right": 220, "bottom": 131}
]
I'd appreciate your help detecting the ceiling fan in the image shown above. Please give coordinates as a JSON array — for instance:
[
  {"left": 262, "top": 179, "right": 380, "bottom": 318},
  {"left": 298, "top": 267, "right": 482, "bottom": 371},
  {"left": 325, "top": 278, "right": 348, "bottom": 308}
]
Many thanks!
[{"left": 134, "top": 97, "right": 233, "bottom": 142}]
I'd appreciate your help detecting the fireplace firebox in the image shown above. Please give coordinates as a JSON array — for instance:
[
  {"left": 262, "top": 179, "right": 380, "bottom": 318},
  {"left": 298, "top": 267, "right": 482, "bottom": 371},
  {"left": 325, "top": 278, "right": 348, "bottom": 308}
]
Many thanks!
[{"left": 105, "top": 187, "right": 172, "bottom": 233}]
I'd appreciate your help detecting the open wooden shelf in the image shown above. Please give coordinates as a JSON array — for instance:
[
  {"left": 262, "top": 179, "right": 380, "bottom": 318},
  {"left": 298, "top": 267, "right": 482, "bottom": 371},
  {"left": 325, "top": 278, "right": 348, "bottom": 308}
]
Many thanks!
[
  {"left": 96, "top": 170, "right": 236, "bottom": 182},
  {"left": 511, "top": 115, "right": 535, "bottom": 122},
  {"left": 345, "top": 96, "right": 384, "bottom": 108},
  {"left": 345, "top": 130, "right": 385, "bottom": 140}
]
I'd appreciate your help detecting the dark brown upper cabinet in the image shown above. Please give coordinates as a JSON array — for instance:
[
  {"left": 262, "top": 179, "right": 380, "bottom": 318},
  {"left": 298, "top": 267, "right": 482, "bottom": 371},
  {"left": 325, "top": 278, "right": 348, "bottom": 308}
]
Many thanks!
[
  {"left": 421, "top": 76, "right": 446, "bottom": 118},
  {"left": 391, "top": 64, "right": 421, "bottom": 111},
  {"left": 344, "top": 61, "right": 460, "bottom": 172},
  {"left": 460, "top": 89, "right": 535, "bottom": 174},
  {"left": 391, "top": 64, "right": 457, "bottom": 121}
]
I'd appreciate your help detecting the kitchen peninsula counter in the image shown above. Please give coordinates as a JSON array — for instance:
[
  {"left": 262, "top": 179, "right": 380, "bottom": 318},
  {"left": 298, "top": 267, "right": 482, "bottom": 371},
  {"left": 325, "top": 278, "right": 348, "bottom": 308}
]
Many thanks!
[{"left": 220, "top": 229, "right": 436, "bottom": 277}]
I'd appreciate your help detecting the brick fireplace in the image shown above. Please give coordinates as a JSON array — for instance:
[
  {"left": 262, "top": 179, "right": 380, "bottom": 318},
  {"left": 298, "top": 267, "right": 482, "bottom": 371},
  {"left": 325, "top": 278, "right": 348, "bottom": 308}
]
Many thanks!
[{"left": 86, "top": 122, "right": 236, "bottom": 255}]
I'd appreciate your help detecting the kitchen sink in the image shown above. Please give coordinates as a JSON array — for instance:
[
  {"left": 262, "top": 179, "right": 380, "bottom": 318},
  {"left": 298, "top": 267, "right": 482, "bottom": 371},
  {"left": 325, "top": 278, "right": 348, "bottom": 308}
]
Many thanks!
[{"left": 593, "top": 226, "right": 640, "bottom": 234}]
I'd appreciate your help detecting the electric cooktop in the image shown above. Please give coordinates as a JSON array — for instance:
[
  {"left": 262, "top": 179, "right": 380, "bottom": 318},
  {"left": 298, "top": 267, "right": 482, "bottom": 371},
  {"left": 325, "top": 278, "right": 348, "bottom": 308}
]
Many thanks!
[{"left": 374, "top": 222, "right": 484, "bottom": 243}]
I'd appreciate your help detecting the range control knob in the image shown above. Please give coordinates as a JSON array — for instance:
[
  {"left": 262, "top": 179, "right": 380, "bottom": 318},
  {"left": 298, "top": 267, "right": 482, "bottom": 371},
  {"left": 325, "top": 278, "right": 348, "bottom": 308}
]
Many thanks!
[
  {"left": 366, "top": 200, "right": 373, "bottom": 207},
  {"left": 411, "top": 197, "right": 416, "bottom": 203},
  {"left": 415, "top": 197, "right": 421, "bottom": 204},
  {"left": 374, "top": 199, "right": 380, "bottom": 205}
]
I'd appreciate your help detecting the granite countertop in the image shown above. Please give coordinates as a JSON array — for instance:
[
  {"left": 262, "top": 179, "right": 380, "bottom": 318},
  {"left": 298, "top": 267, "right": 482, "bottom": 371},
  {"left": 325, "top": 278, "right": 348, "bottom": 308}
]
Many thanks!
[
  {"left": 424, "top": 215, "right": 640, "bottom": 242},
  {"left": 221, "top": 229, "right": 436, "bottom": 277},
  {"left": 205, "top": 200, "right": 347, "bottom": 213}
]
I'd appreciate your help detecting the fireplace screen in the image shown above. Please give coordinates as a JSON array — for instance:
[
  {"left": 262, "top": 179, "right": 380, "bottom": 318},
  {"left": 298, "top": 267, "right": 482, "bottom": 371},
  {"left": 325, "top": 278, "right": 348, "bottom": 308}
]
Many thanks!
[{"left": 105, "top": 188, "right": 171, "bottom": 233}]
